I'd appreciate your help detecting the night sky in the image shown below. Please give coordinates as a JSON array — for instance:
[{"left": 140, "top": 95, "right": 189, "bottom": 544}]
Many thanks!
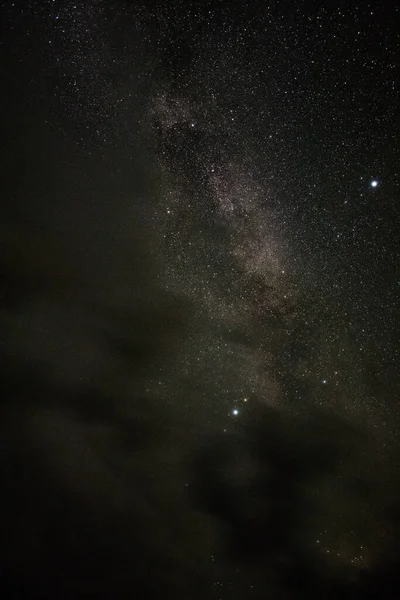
[{"left": 1, "top": 1, "right": 399, "bottom": 598}]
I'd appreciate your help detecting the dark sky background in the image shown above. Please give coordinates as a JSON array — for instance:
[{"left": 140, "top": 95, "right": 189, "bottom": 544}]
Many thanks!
[{"left": 1, "top": 1, "right": 399, "bottom": 598}]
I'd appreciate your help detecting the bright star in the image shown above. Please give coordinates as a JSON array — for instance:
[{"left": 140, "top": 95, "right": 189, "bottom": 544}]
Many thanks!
[
  {"left": 370, "top": 180, "right": 379, "bottom": 188},
  {"left": 232, "top": 408, "right": 239, "bottom": 416},
  {"left": 322, "top": 379, "right": 327, "bottom": 384}
]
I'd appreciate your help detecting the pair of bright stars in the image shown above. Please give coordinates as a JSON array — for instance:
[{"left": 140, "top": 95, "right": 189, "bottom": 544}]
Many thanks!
[{"left": 231, "top": 397, "right": 249, "bottom": 416}]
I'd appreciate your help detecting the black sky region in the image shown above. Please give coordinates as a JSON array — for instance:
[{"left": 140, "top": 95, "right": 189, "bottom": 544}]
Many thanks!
[{"left": 1, "top": 1, "right": 399, "bottom": 598}]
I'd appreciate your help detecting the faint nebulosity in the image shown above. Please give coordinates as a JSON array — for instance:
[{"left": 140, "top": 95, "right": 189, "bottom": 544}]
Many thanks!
[{"left": 1, "top": 1, "right": 399, "bottom": 598}]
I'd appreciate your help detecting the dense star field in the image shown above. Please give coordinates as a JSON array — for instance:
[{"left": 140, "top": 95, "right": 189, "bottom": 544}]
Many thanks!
[{"left": 1, "top": 1, "right": 399, "bottom": 598}]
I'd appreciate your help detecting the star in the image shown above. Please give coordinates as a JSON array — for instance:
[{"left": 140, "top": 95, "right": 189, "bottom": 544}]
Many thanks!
[
  {"left": 232, "top": 408, "right": 239, "bottom": 416},
  {"left": 370, "top": 180, "right": 379, "bottom": 188}
]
